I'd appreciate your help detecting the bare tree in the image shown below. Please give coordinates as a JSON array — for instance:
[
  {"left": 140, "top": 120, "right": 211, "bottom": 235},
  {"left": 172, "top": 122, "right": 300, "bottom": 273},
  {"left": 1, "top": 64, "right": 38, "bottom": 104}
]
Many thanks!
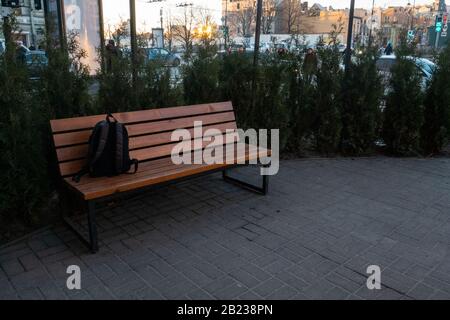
[
  {"left": 262, "top": 0, "right": 281, "bottom": 34},
  {"left": 111, "top": 20, "right": 129, "bottom": 47},
  {"left": 284, "top": 0, "right": 302, "bottom": 34},
  {"left": 137, "top": 22, "right": 150, "bottom": 48},
  {"left": 164, "top": 14, "right": 175, "bottom": 51},
  {"left": 231, "top": 4, "right": 256, "bottom": 37},
  {"left": 328, "top": 17, "right": 345, "bottom": 46},
  {"left": 172, "top": 6, "right": 196, "bottom": 58}
]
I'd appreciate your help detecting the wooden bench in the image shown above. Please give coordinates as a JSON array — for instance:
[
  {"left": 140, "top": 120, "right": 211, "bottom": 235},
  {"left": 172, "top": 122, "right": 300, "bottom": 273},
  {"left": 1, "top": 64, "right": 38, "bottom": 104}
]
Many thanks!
[{"left": 51, "top": 102, "right": 271, "bottom": 253}]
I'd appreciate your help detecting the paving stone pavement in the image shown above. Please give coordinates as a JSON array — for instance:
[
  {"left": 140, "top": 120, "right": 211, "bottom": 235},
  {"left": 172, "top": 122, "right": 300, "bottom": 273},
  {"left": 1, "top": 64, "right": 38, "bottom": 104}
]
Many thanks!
[{"left": 1, "top": 157, "right": 450, "bottom": 300}]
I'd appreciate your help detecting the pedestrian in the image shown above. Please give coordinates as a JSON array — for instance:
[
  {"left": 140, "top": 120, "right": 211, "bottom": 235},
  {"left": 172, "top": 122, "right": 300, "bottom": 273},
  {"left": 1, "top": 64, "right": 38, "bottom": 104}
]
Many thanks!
[
  {"left": 105, "top": 39, "right": 119, "bottom": 73},
  {"left": 137, "top": 47, "right": 147, "bottom": 65},
  {"left": 15, "top": 41, "right": 28, "bottom": 64},
  {"left": 384, "top": 42, "right": 393, "bottom": 56},
  {"left": 303, "top": 47, "right": 318, "bottom": 77}
]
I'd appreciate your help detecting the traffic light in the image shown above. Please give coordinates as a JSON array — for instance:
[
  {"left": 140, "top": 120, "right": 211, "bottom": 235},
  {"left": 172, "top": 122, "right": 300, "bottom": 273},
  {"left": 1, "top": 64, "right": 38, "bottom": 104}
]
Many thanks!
[
  {"left": 436, "top": 16, "right": 443, "bottom": 33},
  {"left": 443, "top": 14, "right": 449, "bottom": 37},
  {"left": 34, "top": 0, "right": 42, "bottom": 10},
  {"left": 407, "top": 30, "right": 415, "bottom": 43},
  {"left": 1, "top": 0, "right": 21, "bottom": 8}
]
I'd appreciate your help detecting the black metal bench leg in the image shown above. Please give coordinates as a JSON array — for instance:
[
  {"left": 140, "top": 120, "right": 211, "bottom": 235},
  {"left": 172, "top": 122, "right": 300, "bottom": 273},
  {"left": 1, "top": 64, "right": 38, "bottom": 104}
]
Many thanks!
[
  {"left": 87, "top": 201, "right": 99, "bottom": 253},
  {"left": 61, "top": 196, "right": 99, "bottom": 254},
  {"left": 223, "top": 165, "right": 269, "bottom": 195},
  {"left": 263, "top": 173, "right": 269, "bottom": 195}
]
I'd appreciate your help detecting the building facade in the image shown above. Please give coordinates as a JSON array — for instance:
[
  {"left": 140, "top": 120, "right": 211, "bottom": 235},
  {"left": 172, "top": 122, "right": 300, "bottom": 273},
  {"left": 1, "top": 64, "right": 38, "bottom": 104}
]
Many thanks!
[
  {"left": 223, "top": 0, "right": 293, "bottom": 37},
  {"left": 367, "top": 7, "right": 382, "bottom": 38},
  {"left": 1, "top": 0, "right": 45, "bottom": 48},
  {"left": 380, "top": 6, "right": 411, "bottom": 47},
  {"left": 274, "top": 0, "right": 304, "bottom": 34},
  {"left": 221, "top": 1, "right": 445, "bottom": 48},
  {"left": 379, "top": 2, "right": 443, "bottom": 47},
  {"left": 297, "top": 8, "right": 369, "bottom": 46}
]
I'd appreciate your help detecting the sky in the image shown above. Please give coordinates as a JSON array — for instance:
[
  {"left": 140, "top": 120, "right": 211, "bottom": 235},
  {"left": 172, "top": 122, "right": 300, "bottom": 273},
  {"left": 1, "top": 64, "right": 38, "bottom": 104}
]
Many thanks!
[
  {"left": 102, "top": 0, "right": 436, "bottom": 33},
  {"left": 103, "top": 0, "right": 222, "bottom": 34}
]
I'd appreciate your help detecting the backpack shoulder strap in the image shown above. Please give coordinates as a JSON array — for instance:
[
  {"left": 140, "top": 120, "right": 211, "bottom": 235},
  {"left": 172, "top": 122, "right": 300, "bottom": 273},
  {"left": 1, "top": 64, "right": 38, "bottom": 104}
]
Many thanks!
[
  {"left": 107, "top": 113, "right": 118, "bottom": 123},
  {"left": 128, "top": 159, "right": 139, "bottom": 174},
  {"left": 72, "top": 167, "right": 88, "bottom": 183}
]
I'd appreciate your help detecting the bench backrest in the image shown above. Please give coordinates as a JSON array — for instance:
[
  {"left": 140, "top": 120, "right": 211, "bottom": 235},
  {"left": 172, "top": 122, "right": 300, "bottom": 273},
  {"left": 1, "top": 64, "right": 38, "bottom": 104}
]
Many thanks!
[{"left": 50, "top": 102, "right": 238, "bottom": 178}]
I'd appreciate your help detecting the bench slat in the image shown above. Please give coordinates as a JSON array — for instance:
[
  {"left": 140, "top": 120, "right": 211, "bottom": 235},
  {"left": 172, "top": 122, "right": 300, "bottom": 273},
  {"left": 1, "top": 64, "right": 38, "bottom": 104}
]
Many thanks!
[
  {"left": 126, "top": 112, "right": 235, "bottom": 137},
  {"left": 51, "top": 102, "right": 233, "bottom": 133},
  {"left": 130, "top": 122, "right": 237, "bottom": 151},
  {"left": 66, "top": 143, "right": 270, "bottom": 200}
]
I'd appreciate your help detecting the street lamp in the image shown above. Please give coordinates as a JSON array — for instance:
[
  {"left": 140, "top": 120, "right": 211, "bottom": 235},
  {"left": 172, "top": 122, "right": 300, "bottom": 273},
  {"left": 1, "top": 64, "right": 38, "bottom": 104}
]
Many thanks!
[
  {"left": 224, "top": 0, "right": 229, "bottom": 49},
  {"left": 345, "top": 0, "right": 356, "bottom": 74},
  {"left": 251, "top": 0, "right": 263, "bottom": 114},
  {"left": 408, "top": 0, "right": 416, "bottom": 30},
  {"left": 130, "top": 0, "right": 138, "bottom": 85},
  {"left": 368, "top": 0, "right": 376, "bottom": 46},
  {"left": 98, "top": 0, "right": 106, "bottom": 72},
  {"left": 129, "top": 0, "right": 167, "bottom": 80},
  {"left": 254, "top": 0, "right": 263, "bottom": 68}
]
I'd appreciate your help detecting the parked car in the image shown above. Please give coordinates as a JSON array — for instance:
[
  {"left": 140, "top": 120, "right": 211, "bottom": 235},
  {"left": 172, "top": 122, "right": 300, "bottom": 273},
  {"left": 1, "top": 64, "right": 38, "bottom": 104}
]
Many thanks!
[
  {"left": 289, "top": 44, "right": 307, "bottom": 54},
  {"left": 376, "top": 55, "right": 435, "bottom": 91},
  {"left": 25, "top": 50, "right": 48, "bottom": 79},
  {"left": 412, "top": 57, "right": 436, "bottom": 79},
  {"left": 227, "top": 43, "right": 247, "bottom": 53},
  {"left": 245, "top": 44, "right": 256, "bottom": 52},
  {"left": 260, "top": 42, "right": 273, "bottom": 53},
  {"left": 145, "top": 48, "right": 181, "bottom": 67}
]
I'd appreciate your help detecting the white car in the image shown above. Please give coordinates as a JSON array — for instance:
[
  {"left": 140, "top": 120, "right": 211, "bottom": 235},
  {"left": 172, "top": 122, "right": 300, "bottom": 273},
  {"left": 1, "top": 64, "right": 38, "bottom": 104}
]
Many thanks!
[
  {"left": 376, "top": 55, "right": 436, "bottom": 91},
  {"left": 260, "top": 43, "right": 273, "bottom": 53}
]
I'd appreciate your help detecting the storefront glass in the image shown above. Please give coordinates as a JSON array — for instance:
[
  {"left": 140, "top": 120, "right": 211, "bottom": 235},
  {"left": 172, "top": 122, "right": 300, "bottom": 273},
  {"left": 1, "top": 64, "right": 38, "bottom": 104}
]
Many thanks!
[{"left": 63, "top": 0, "right": 101, "bottom": 73}]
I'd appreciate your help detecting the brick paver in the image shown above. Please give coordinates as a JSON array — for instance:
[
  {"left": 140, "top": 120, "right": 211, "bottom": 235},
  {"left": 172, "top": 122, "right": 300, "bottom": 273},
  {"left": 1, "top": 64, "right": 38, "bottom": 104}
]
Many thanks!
[{"left": 1, "top": 157, "right": 450, "bottom": 300}]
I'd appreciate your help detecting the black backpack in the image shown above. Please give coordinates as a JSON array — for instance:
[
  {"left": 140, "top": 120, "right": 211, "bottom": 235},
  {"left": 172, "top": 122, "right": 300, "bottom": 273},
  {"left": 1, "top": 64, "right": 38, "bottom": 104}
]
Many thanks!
[{"left": 73, "top": 114, "right": 138, "bottom": 183}]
